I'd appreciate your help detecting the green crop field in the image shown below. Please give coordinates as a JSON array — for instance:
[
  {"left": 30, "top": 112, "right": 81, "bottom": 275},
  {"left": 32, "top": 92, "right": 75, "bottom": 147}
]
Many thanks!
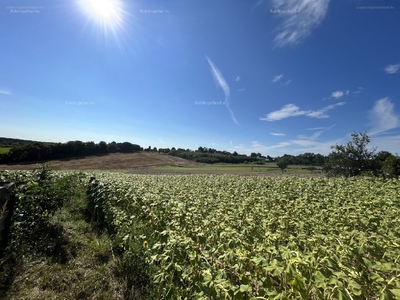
[
  {"left": 85, "top": 173, "right": 400, "bottom": 299},
  {"left": 0, "top": 147, "right": 11, "bottom": 154}
]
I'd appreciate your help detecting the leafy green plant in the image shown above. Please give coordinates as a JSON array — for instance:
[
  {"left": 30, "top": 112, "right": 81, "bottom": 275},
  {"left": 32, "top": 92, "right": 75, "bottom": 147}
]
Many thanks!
[
  {"left": 84, "top": 173, "right": 400, "bottom": 299},
  {"left": 0, "top": 165, "right": 86, "bottom": 295}
]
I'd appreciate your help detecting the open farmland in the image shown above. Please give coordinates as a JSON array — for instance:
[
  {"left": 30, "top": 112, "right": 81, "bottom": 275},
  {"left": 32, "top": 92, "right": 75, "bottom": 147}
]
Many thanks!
[
  {"left": 0, "top": 152, "right": 199, "bottom": 170},
  {"left": 0, "top": 152, "right": 322, "bottom": 177},
  {"left": 86, "top": 173, "right": 400, "bottom": 299}
]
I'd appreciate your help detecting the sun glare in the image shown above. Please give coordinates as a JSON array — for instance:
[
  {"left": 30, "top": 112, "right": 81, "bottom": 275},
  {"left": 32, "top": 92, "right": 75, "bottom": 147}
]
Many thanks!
[
  {"left": 89, "top": 0, "right": 115, "bottom": 22},
  {"left": 77, "top": 0, "right": 132, "bottom": 48},
  {"left": 78, "top": 0, "right": 124, "bottom": 29}
]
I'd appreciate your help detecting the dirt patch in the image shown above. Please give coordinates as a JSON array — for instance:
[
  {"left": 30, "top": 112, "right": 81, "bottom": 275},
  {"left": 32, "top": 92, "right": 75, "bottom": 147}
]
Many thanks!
[{"left": 0, "top": 153, "right": 200, "bottom": 171}]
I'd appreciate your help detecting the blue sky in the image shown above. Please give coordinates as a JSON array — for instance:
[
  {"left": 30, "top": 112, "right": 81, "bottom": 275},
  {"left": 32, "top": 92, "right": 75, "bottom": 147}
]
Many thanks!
[{"left": 1, "top": 0, "right": 399, "bottom": 156}]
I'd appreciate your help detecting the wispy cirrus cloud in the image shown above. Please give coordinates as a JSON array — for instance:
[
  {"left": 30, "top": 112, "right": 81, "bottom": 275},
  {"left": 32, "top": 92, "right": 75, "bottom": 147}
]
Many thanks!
[
  {"left": 285, "top": 79, "right": 292, "bottom": 85},
  {"left": 252, "top": 0, "right": 264, "bottom": 10},
  {"left": 0, "top": 89, "right": 12, "bottom": 95},
  {"left": 384, "top": 63, "right": 400, "bottom": 74},
  {"left": 272, "top": 74, "right": 283, "bottom": 82},
  {"left": 368, "top": 97, "right": 399, "bottom": 136},
  {"left": 236, "top": 76, "right": 241, "bottom": 82},
  {"left": 297, "top": 124, "right": 335, "bottom": 140},
  {"left": 206, "top": 56, "right": 239, "bottom": 125},
  {"left": 271, "top": 132, "right": 286, "bottom": 136},
  {"left": 260, "top": 102, "right": 345, "bottom": 121},
  {"left": 229, "top": 138, "right": 343, "bottom": 157},
  {"left": 306, "top": 102, "right": 345, "bottom": 118},
  {"left": 353, "top": 87, "right": 364, "bottom": 94},
  {"left": 306, "top": 126, "right": 331, "bottom": 130},
  {"left": 238, "top": 88, "right": 245, "bottom": 92},
  {"left": 271, "top": 0, "right": 331, "bottom": 47}
]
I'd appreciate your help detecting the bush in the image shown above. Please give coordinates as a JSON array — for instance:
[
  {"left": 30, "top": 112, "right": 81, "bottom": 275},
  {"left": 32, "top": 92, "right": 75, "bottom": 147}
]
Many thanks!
[{"left": 7, "top": 165, "right": 85, "bottom": 255}]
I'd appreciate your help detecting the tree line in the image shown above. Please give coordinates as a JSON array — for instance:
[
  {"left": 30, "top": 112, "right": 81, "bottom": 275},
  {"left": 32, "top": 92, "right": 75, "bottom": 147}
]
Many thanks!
[
  {"left": 1, "top": 134, "right": 399, "bottom": 178},
  {"left": 0, "top": 139, "right": 328, "bottom": 166},
  {"left": 323, "top": 133, "right": 400, "bottom": 178},
  {"left": 275, "top": 133, "right": 400, "bottom": 178},
  {"left": 0, "top": 141, "right": 142, "bottom": 163}
]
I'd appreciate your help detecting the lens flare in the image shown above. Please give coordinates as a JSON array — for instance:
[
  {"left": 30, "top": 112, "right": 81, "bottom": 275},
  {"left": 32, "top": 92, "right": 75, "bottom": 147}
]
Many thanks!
[{"left": 77, "top": 0, "right": 132, "bottom": 48}]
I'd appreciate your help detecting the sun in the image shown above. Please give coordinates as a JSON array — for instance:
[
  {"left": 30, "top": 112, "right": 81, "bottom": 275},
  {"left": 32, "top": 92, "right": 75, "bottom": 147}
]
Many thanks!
[
  {"left": 85, "top": 0, "right": 118, "bottom": 23},
  {"left": 78, "top": 0, "right": 124, "bottom": 29},
  {"left": 77, "top": 0, "right": 131, "bottom": 46}
]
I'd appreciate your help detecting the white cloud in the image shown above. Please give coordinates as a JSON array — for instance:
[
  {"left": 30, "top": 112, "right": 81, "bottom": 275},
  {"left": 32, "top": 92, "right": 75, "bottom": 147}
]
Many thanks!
[
  {"left": 260, "top": 104, "right": 307, "bottom": 121},
  {"left": 272, "top": 0, "right": 331, "bottom": 47},
  {"left": 368, "top": 97, "right": 399, "bottom": 136},
  {"left": 159, "top": 139, "right": 164, "bottom": 143},
  {"left": 236, "top": 76, "right": 241, "bottom": 81},
  {"left": 331, "top": 91, "right": 344, "bottom": 99},
  {"left": 238, "top": 88, "right": 245, "bottom": 92},
  {"left": 384, "top": 63, "right": 400, "bottom": 74},
  {"left": 260, "top": 102, "right": 345, "bottom": 121},
  {"left": 272, "top": 74, "right": 283, "bottom": 82},
  {"left": 353, "top": 87, "right": 364, "bottom": 94},
  {"left": 271, "top": 132, "right": 286, "bottom": 136},
  {"left": 306, "top": 102, "right": 345, "bottom": 118},
  {"left": 206, "top": 56, "right": 239, "bottom": 125},
  {"left": 325, "top": 89, "right": 351, "bottom": 100},
  {"left": 285, "top": 79, "right": 292, "bottom": 85}
]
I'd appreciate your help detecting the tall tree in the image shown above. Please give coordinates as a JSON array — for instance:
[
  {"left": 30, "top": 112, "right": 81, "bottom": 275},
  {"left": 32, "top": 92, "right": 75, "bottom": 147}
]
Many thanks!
[
  {"left": 323, "top": 132, "right": 377, "bottom": 177},
  {"left": 277, "top": 158, "right": 290, "bottom": 173}
]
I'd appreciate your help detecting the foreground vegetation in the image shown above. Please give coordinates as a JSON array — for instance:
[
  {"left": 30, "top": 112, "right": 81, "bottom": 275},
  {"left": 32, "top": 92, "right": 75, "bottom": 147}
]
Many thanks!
[
  {"left": 87, "top": 173, "right": 400, "bottom": 299},
  {"left": 1, "top": 166, "right": 400, "bottom": 299},
  {"left": 0, "top": 167, "right": 133, "bottom": 299}
]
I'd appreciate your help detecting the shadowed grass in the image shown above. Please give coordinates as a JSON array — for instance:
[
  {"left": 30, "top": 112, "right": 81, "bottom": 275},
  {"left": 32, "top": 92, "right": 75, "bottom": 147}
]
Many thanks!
[{"left": 1, "top": 176, "right": 129, "bottom": 300}]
